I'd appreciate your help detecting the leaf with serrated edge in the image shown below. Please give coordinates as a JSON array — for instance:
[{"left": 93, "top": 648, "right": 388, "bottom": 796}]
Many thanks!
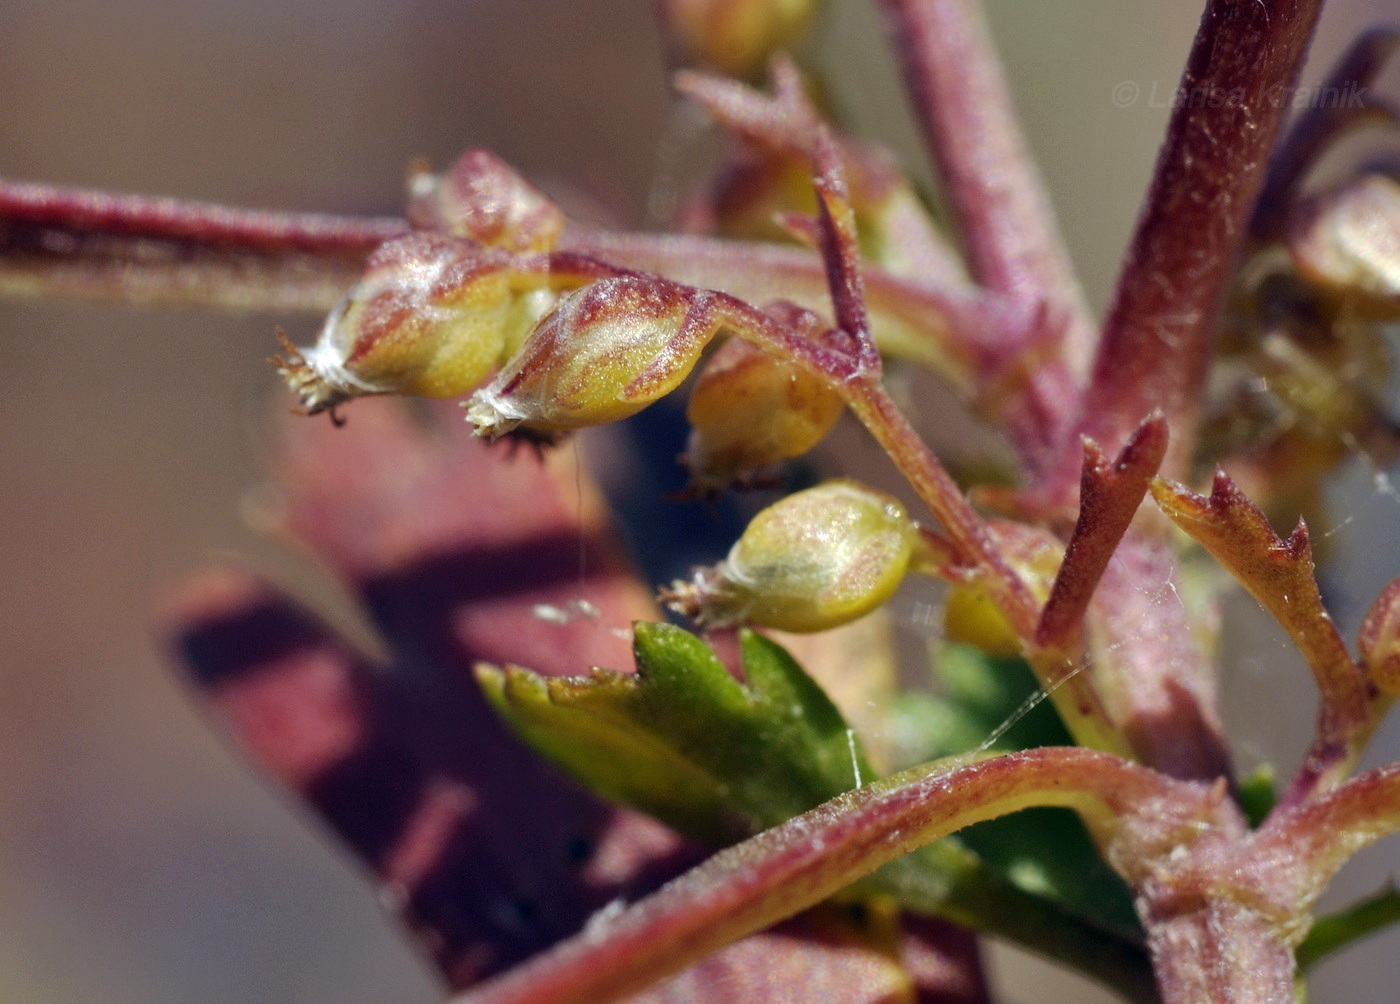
[
  {"left": 478, "top": 622, "right": 871, "bottom": 846},
  {"left": 1152, "top": 470, "right": 1370, "bottom": 791},
  {"left": 483, "top": 626, "right": 1150, "bottom": 986}
]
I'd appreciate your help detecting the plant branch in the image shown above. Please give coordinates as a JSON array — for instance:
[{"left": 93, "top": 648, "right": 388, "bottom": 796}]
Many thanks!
[
  {"left": 1074, "top": 0, "right": 1326, "bottom": 483},
  {"left": 1246, "top": 761, "right": 1400, "bottom": 918},
  {"left": 876, "top": 0, "right": 1095, "bottom": 380},
  {"left": 1035, "top": 415, "right": 1169, "bottom": 652},
  {"left": 450, "top": 747, "right": 1202, "bottom": 1004},
  {"left": 1153, "top": 471, "right": 1373, "bottom": 804},
  {"left": 0, "top": 178, "right": 402, "bottom": 310},
  {"left": 0, "top": 177, "right": 1031, "bottom": 412}
]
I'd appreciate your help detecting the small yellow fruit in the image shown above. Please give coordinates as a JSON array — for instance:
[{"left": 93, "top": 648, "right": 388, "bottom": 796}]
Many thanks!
[
  {"left": 683, "top": 328, "right": 844, "bottom": 492},
  {"left": 467, "top": 276, "right": 722, "bottom": 438},
  {"left": 276, "top": 233, "right": 517, "bottom": 414},
  {"left": 664, "top": 480, "right": 915, "bottom": 632}
]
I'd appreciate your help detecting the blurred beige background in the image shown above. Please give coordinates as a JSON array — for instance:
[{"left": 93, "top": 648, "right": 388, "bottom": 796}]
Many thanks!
[{"left": 0, "top": 1, "right": 1395, "bottom": 1001}]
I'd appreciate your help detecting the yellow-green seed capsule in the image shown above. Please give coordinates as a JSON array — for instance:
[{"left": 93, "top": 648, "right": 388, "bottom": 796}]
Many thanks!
[
  {"left": 659, "top": 0, "right": 819, "bottom": 81},
  {"left": 406, "top": 149, "right": 566, "bottom": 253},
  {"left": 276, "top": 233, "right": 516, "bottom": 414},
  {"left": 943, "top": 522, "right": 1059, "bottom": 658},
  {"left": 1287, "top": 172, "right": 1400, "bottom": 319},
  {"left": 466, "top": 276, "right": 721, "bottom": 439},
  {"left": 664, "top": 479, "right": 915, "bottom": 632},
  {"left": 683, "top": 331, "right": 844, "bottom": 493}
]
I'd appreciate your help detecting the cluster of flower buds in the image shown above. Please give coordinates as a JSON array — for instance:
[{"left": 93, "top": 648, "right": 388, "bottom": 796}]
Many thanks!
[
  {"left": 657, "top": 0, "right": 819, "bottom": 81},
  {"left": 276, "top": 153, "right": 572, "bottom": 416},
  {"left": 682, "top": 301, "right": 844, "bottom": 493},
  {"left": 662, "top": 480, "right": 916, "bottom": 632},
  {"left": 467, "top": 276, "right": 725, "bottom": 441}
]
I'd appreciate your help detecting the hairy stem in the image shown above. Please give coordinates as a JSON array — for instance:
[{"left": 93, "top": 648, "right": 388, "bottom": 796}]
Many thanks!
[
  {"left": 0, "top": 178, "right": 401, "bottom": 310},
  {"left": 1075, "top": 0, "right": 1326, "bottom": 483},
  {"left": 876, "top": 0, "right": 1094, "bottom": 376},
  {"left": 451, "top": 748, "right": 1200, "bottom": 1004},
  {"left": 1145, "top": 902, "right": 1296, "bottom": 1004}
]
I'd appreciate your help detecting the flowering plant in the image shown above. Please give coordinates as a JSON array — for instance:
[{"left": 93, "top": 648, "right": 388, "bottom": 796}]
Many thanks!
[{"left": 4, "top": 2, "right": 1400, "bottom": 1001}]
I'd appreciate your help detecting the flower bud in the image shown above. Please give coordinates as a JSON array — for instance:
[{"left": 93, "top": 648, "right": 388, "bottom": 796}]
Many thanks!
[
  {"left": 276, "top": 233, "right": 518, "bottom": 414},
  {"left": 406, "top": 149, "right": 566, "bottom": 253},
  {"left": 1287, "top": 172, "right": 1400, "bottom": 319},
  {"left": 659, "top": 0, "right": 818, "bottom": 80},
  {"left": 663, "top": 480, "right": 915, "bottom": 632},
  {"left": 466, "top": 276, "right": 720, "bottom": 439},
  {"left": 943, "top": 522, "right": 1059, "bottom": 658},
  {"left": 1359, "top": 577, "right": 1400, "bottom": 694},
  {"left": 683, "top": 319, "right": 844, "bottom": 493}
]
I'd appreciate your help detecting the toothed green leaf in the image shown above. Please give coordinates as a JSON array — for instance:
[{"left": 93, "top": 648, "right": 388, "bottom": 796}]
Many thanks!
[
  {"left": 480, "top": 625, "right": 1150, "bottom": 982},
  {"left": 477, "top": 621, "right": 870, "bottom": 845}
]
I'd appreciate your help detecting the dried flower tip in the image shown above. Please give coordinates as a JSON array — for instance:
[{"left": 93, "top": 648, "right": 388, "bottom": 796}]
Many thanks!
[
  {"left": 1359, "top": 577, "right": 1400, "bottom": 693},
  {"left": 659, "top": 0, "right": 818, "bottom": 80},
  {"left": 664, "top": 480, "right": 915, "bottom": 633},
  {"left": 683, "top": 321, "right": 843, "bottom": 493},
  {"left": 276, "top": 234, "right": 519, "bottom": 415},
  {"left": 466, "top": 276, "right": 722, "bottom": 439},
  {"left": 407, "top": 149, "right": 566, "bottom": 253},
  {"left": 1287, "top": 172, "right": 1400, "bottom": 319}
]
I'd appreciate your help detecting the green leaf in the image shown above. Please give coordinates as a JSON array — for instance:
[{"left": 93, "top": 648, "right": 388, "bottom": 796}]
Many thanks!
[
  {"left": 1297, "top": 883, "right": 1400, "bottom": 971},
  {"left": 479, "top": 625, "right": 1151, "bottom": 989},
  {"left": 477, "top": 622, "right": 870, "bottom": 845},
  {"left": 884, "top": 643, "right": 1141, "bottom": 941},
  {"left": 1238, "top": 764, "right": 1279, "bottom": 828}
]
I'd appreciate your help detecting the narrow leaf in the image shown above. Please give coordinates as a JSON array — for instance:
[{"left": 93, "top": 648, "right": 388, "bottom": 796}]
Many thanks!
[
  {"left": 1152, "top": 469, "right": 1371, "bottom": 796},
  {"left": 1297, "top": 883, "right": 1400, "bottom": 970},
  {"left": 1036, "top": 414, "right": 1168, "bottom": 650}
]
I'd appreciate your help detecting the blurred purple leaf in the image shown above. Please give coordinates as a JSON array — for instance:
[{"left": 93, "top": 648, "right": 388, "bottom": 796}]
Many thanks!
[{"left": 165, "top": 398, "right": 985, "bottom": 999}]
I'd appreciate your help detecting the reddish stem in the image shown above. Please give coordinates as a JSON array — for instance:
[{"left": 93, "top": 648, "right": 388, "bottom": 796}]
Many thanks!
[
  {"left": 1074, "top": 0, "right": 1326, "bottom": 483},
  {"left": 876, "top": 0, "right": 1095, "bottom": 476},
  {"left": 451, "top": 747, "right": 1193, "bottom": 1004},
  {"left": 0, "top": 177, "right": 405, "bottom": 310},
  {"left": 1145, "top": 902, "right": 1295, "bottom": 1004},
  {"left": 875, "top": 0, "right": 1093, "bottom": 364}
]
